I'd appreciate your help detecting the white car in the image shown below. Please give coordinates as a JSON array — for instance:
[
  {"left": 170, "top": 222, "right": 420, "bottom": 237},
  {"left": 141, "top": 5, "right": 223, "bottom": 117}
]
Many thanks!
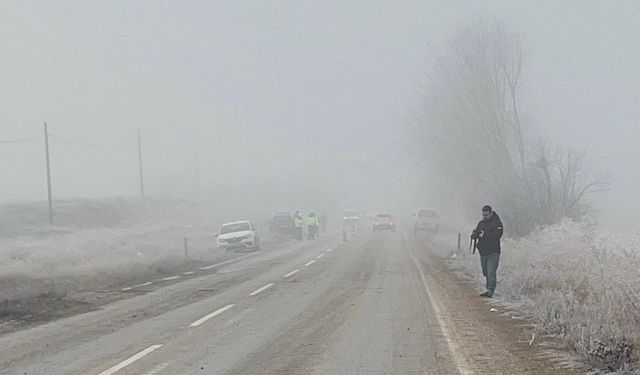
[{"left": 216, "top": 221, "right": 261, "bottom": 251}]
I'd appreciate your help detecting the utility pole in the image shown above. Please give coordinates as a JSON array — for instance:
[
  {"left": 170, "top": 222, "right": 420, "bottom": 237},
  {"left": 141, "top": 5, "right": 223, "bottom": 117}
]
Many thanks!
[
  {"left": 44, "top": 122, "right": 54, "bottom": 225},
  {"left": 195, "top": 148, "right": 200, "bottom": 193},
  {"left": 138, "top": 128, "right": 145, "bottom": 197}
]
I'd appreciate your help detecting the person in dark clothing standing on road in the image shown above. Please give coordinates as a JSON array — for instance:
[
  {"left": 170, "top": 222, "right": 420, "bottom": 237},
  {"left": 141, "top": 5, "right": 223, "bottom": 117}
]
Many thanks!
[{"left": 471, "top": 205, "right": 503, "bottom": 298}]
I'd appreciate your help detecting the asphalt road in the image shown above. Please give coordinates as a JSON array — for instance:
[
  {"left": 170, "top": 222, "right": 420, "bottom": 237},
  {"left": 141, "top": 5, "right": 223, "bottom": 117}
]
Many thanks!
[{"left": 0, "top": 230, "right": 581, "bottom": 375}]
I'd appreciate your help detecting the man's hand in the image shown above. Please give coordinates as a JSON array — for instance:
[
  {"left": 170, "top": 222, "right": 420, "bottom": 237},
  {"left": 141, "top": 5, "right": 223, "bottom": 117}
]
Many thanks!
[{"left": 471, "top": 229, "right": 484, "bottom": 240}]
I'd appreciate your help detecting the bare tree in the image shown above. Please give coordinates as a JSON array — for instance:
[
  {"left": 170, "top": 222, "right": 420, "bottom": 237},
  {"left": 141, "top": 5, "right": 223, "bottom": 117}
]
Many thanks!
[
  {"left": 528, "top": 141, "right": 609, "bottom": 225},
  {"left": 412, "top": 22, "right": 607, "bottom": 234}
]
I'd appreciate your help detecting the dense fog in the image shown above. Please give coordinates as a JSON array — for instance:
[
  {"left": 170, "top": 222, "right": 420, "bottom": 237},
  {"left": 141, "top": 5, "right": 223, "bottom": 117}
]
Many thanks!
[
  {"left": 1, "top": 1, "right": 638, "bottom": 230},
  {"left": 2, "top": 4, "right": 640, "bottom": 373}
]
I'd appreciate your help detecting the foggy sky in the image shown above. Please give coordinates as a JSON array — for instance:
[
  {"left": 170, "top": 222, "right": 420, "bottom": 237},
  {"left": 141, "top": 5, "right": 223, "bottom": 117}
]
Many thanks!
[{"left": 1, "top": 1, "right": 638, "bottom": 230}]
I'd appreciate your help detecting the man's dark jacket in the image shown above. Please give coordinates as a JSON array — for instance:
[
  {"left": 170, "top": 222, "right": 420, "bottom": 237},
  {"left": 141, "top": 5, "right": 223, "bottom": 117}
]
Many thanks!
[{"left": 474, "top": 212, "right": 504, "bottom": 255}]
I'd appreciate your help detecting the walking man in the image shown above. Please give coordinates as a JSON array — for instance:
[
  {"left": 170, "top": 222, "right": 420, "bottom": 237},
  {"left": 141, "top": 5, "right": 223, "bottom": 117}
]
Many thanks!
[{"left": 471, "top": 205, "right": 503, "bottom": 298}]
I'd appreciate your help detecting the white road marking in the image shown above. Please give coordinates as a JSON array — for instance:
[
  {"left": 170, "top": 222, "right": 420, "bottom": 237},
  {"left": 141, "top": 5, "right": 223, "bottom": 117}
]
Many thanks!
[
  {"left": 407, "top": 234, "right": 473, "bottom": 375},
  {"left": 158, "top": 276, "right": 180, "bottom": 281},
  {"left": 283, "top": 269, "right": 299, "bottom": 278},
  {"left": 316, "top": 253, "right": 325, "bottom": 259},
  {"left": 326, "top": 248, "right": 333, "bottom": 253},
  {"left": 98, "top": 344, "right": 163, "bottom": 375},
  {"left": 249, "top": 283, "right": 274, "bottom": 296},
  {"left": 200, "top": 254, "right": 253, "bottom": 270},
  {"left": 304, "top": 260, "right": 316, "bottom": 267},
  {"left": 190, "top": 304, "right": 235, "bottom": 327},
  {"left": 120, "top": 253, "right": 256, "bottom": 293},
  {"left": 121, "top": 282, "right": 152, "bottom": 292}
]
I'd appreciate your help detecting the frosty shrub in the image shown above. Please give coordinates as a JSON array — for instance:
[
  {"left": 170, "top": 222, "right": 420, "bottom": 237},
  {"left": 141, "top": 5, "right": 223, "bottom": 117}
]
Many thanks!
[
  {"left": 452, "top": 219, "right": 640, "bottom": 371},
  {"left": 0, "top": 199, "right": 235, "bottom": 301}
]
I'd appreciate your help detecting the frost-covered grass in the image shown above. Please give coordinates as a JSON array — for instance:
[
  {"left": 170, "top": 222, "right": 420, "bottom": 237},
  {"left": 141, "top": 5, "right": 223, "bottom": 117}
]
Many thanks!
[
  {"left": 445, "top": 220, "right": 640, "bottom": 372},
  {"left": 0, "top": 223, "right": 215, "bottom": 301},
  {"left": 0, "top": 198, "right": 248, "bottom": 301}
]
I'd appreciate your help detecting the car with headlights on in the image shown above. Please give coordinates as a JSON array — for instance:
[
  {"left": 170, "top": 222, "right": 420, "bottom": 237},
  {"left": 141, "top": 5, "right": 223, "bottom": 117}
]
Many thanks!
[{"left": 373, "top": 213, "right": 396, "bottom": 232}]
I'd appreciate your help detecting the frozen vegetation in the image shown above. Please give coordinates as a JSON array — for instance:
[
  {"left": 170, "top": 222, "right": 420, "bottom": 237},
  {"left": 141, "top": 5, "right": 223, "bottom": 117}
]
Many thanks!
[
  {"left": 0, "top": 198, "right": 258, "bottom": 302},
  {"left": 446, "top": 220, "right": 640, "bottom": 372}
]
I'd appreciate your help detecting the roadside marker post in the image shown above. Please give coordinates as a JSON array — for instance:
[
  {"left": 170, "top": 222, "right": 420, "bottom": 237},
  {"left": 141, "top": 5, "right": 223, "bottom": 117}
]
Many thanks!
[{"left": 457, "top": 233, "right": 464, "bottom": 258}]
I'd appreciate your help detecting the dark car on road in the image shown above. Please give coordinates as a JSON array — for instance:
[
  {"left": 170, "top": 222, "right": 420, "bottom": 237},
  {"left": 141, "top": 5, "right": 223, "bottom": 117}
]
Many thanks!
[
  {"left": 373, "top": 213, "right": 396, "bottom": 232},
  {"left": 270, "top": 212, "right": 294, "bottom": 234}
]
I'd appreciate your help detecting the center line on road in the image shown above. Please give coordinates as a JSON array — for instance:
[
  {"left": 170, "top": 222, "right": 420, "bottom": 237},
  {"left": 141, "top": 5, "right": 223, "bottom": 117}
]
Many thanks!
[
  {"left": 249, "top": 283, "right": 274, "bottom": 296},
  {"left": 98, "top": 344, "right": 163, "bottom": 375},
  {"left": 283, "top": 269, "right": 299, "bottom": 278},
  {"left": 304, "top": 260, "right": 316, "bottom": 267},
  {"left": 190, "top": 304, "right": 235, "bottom": 327},
  {"left": 159, "top": 276, "right": 180, "bottom": 281},
  {"left": 316, "top": 254, "right": 325, "bottom": 259},
  {"left": 182, "top": 271, "right": 195, "bottom": 275},
  {"left": 326, "top": 248, "right": 333, "bottom": 253}
]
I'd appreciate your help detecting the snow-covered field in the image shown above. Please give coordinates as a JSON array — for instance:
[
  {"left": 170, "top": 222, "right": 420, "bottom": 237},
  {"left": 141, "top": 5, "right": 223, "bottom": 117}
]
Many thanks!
[
  {"left": 0, "top": 198, "right": 266, "bottom": 302},
  {"left": 439, "top": 220, "right": 640, "bottom": 372}
]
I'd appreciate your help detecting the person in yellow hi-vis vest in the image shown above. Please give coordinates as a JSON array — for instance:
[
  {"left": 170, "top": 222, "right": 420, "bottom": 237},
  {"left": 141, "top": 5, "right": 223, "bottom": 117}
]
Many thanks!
[
  {"left": 307, "top": 211, "right": 319, "bottom": 240},
  {"left": 294, "top": 211, "right": 304, "bottom": 240}
]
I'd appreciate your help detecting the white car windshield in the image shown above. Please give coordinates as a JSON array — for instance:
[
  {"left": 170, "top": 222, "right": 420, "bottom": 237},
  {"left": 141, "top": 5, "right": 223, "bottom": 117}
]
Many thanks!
[{"left": 220, "top": 222, "right": 251, "bottom": 234}]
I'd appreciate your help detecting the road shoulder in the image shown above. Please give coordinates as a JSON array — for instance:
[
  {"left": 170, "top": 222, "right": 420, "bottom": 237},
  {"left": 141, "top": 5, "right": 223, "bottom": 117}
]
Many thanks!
[{"left": 406, "top": 233, "right": 584, "bottom": 374}]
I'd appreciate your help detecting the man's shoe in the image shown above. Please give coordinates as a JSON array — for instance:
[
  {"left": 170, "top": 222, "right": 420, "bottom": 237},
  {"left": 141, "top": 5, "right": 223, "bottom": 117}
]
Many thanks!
[{"left": 479, "top": 291, "right": 491, "bottom": 297}]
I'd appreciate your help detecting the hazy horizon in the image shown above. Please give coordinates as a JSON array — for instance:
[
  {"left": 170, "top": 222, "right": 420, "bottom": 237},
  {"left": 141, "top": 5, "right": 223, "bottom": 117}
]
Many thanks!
[{"left": 1, "top": 1, "right": 638, "bottom": 231}]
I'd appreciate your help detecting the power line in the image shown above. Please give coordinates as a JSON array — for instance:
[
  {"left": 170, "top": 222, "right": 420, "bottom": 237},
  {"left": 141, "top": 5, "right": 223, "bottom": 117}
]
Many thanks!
[
  {"left": 0, "top": 136, "right": 42, "bottom": 144},
  {"left": 48, "top": 133, "right": 101, "bottom": 147}
]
